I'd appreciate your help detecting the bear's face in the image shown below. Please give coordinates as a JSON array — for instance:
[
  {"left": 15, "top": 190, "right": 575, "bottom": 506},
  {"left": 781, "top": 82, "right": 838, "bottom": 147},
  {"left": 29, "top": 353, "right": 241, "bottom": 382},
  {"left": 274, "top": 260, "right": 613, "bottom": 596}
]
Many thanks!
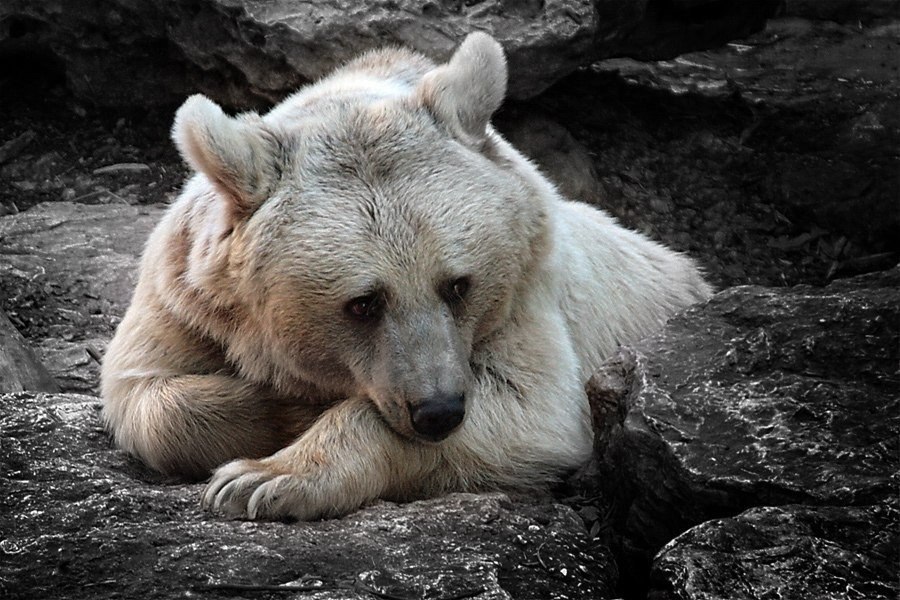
[
  {"left": 246, "top": 104, "right": 546, "bottom": 441},
  {"left": 172, "top": 34, "right": 546, "bottom": 442}
]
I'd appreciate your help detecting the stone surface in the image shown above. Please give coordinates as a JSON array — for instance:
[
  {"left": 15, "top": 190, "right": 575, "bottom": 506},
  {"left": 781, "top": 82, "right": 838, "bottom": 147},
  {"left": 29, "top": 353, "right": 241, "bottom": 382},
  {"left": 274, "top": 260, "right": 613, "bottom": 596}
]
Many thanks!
[
  {"left": 0, "top": 392, "right": 615, "bottom": 600},
  {"left": 649, "top": 501, "right": 899, "bottom": 600},
  {"left": 0, "top": 0, "right": 780, "bottom": 107},
  {"left": 0, "top": 201, "right": 164, "bottom": 393},
  {"left": 570, "top": 266, "right": 900, "bottom": 596}
]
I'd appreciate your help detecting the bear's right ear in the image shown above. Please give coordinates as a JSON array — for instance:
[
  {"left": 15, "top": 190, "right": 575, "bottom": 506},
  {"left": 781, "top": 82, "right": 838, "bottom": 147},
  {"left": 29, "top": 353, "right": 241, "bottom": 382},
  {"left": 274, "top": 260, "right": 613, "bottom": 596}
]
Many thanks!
[{"left": 172, "top": 95, "right": 278, "bottom": 217}]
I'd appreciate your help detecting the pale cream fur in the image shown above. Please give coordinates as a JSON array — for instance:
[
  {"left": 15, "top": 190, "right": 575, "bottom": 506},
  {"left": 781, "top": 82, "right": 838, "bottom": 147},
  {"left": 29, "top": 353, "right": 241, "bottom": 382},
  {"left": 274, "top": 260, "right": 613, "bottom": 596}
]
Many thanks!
[{"left": 101, "top": 32, "right": 711, "bottom": 519}]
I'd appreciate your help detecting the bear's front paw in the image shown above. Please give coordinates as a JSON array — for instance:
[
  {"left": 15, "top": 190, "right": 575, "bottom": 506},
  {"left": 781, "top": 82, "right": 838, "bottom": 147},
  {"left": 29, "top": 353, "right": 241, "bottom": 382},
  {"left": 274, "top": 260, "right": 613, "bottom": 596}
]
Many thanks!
[{"left": 201, "top": 458, "right": 318, "bottom": 520}]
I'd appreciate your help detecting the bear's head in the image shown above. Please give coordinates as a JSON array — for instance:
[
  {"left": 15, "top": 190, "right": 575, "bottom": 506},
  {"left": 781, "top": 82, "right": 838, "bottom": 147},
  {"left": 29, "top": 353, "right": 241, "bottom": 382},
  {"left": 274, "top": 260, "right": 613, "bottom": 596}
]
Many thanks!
[{"left": 170, "top": 33, "right": 549, "bottom": 443}]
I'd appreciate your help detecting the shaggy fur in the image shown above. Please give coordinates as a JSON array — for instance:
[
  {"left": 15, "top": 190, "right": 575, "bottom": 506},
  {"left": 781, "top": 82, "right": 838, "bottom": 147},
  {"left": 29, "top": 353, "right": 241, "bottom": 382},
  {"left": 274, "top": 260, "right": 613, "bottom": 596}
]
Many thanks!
[{"left": 101, "top": 33, "right": 711, "bottom": 520}]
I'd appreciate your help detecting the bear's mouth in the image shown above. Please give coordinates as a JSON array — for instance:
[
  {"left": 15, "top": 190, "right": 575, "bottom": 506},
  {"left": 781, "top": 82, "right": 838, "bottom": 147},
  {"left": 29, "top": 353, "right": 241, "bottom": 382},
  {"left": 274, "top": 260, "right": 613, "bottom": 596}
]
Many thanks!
[{"left": 410, "top": 421, "right": 464, "bottom": 444}]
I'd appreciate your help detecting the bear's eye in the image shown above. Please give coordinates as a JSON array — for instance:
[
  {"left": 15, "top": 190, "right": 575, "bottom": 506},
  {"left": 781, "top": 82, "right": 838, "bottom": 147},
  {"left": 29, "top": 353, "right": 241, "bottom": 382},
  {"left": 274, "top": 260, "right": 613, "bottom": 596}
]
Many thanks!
[
  {"left": 345, "top": 292, "right": 384, "bottom": 322},
  {"left": 443, "top": 276, "right": 471, "bottom": 307}
]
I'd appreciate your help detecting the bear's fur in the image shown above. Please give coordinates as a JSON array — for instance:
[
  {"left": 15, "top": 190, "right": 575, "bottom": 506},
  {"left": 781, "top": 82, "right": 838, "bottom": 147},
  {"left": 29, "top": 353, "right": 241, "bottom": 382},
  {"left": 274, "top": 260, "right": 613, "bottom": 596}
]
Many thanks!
[{"left": 101, "top": 33, "right": 711, "bottom": 520}]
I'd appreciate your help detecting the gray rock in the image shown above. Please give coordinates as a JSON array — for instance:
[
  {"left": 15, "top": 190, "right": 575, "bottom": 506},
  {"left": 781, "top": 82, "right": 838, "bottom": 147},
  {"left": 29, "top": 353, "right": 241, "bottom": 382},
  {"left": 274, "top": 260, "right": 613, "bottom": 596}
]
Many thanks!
[
  {"left": 0, "top": 391, "right": 616, "bottom": 600},
  {"left": 0, "top": 201, "right": 165, "bottom": 390},
  {"left": 33, "top": 336, "right": 105, "bottom": 395},
  {"left": 0, "top": 0, "right": 781, "bottom": 107},
  {"left": 0, "top": 201, "right": 162, "bottom": 313},
  {"left": 649, "top": 501, "right": 899, "bottom": 600},
  {"left": 571, "top": 266, "right": 899, "bottom": 595}
]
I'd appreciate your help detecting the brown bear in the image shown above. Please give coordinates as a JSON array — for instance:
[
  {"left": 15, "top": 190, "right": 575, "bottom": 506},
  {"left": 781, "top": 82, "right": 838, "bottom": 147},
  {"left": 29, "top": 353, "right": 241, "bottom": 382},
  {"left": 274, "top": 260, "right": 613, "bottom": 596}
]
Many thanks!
[{"left": 101, "top": 32, "right": 711, "bottom": 520}]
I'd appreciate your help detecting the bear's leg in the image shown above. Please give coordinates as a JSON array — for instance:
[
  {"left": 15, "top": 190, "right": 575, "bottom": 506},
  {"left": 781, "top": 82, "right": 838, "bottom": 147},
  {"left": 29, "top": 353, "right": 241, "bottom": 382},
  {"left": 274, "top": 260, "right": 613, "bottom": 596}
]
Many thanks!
[
  {"left": 103, "top": 374, "right": 325, "bottom": 479},
  {"left": 202, "top": 396, "right": 438, "bottom": 520}
]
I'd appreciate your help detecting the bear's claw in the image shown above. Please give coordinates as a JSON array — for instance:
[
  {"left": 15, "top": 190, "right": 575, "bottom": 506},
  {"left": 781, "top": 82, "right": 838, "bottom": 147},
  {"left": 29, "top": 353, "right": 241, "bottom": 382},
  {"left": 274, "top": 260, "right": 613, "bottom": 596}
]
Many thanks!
[
  {"left": 203, "top": 459, "right": 280, "bottom": 517},
  {"left": 202, "top": 458, "right": 322, "bottom": 520},
  {"left": 246, "top": 475, "right": 298, "bottom": 519}
]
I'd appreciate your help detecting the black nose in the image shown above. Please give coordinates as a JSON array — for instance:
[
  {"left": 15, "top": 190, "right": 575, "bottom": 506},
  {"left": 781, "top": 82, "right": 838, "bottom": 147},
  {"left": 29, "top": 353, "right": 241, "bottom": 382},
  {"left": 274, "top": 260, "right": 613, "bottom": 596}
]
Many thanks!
[{"left": 409, "top": 392, "right": 466, "bottom": 440}]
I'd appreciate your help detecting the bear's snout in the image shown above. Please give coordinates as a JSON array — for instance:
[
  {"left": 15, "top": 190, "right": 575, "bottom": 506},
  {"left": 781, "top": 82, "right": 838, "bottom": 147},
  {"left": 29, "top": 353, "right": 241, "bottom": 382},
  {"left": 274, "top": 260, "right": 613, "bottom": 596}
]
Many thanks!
[{"left": 409, "top": 392, "right": 466, "bottom": 441}]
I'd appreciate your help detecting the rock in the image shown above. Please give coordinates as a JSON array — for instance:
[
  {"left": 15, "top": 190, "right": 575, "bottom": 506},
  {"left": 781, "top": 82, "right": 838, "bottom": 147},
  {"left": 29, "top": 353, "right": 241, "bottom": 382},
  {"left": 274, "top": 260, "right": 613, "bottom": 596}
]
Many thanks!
[
  {"left": 606, "top": 0, "right": 782, "bottom": 62},
  {"left": 0, "top": 0, "right": 781, "bottom": 107},
  {"left": 0, "top": 201, "right": 165, "bottom": 390},
  {"left": 0, "top": 391, "right": 616, "bottom": 600},
  {"left": 33, "top": 337, "right": 104, "bottom": 395},
  {"left": 649, "top": 501, "right": 899, "bottom": 600},
  {"left": 570, "top": 266, "right": 899, "bottom": 596},
  {"left": 0, "top": 310, "right": 58, "bottom": 393}
]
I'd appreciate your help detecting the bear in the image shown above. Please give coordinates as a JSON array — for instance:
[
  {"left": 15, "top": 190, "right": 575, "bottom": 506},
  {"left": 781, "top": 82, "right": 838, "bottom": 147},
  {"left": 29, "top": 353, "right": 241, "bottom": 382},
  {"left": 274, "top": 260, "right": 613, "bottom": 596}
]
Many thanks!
[{"left": 100, "top": 32, "right": 711, "bottom": 521}]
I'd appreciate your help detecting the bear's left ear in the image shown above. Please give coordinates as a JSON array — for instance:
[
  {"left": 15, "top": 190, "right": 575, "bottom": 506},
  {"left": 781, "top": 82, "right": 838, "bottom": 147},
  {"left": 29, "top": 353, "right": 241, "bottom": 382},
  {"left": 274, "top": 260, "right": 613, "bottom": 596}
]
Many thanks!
[
  {"left": 417, "top": 32, "right": 507, "bottom": 147},
  {"left": 172, "top": 95, "right": 279, "bottom": 219}
]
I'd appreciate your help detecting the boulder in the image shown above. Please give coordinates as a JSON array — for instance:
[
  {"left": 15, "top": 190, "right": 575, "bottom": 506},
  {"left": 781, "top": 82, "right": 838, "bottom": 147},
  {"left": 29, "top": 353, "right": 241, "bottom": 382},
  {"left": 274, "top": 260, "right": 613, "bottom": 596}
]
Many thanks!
[
  {"left": 0, "top": 0, "right": 781, "bottom": 108},
  {"left": 0, "top": 390, "right": 616, "bottom": 600},
  {"left": 571, "top": 266, "right": 899, "bottom": 596}
]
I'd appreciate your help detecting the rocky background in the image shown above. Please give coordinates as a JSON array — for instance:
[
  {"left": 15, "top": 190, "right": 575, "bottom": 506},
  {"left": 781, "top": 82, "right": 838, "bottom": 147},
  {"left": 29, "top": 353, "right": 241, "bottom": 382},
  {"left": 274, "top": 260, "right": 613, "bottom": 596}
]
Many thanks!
[{"left": 0, "top": 1, "right": 897, "bottom": 599}]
